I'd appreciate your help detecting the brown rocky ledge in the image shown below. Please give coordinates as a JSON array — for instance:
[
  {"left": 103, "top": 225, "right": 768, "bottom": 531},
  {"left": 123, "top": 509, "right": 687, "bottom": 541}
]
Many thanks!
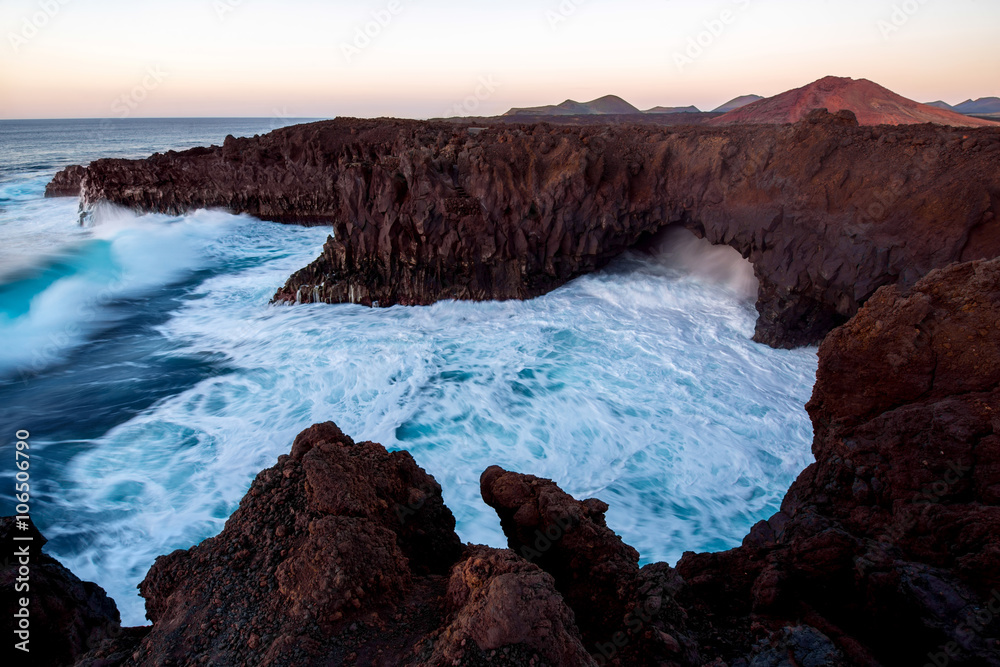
[
  {"left": 48, "top": 112, "right": 1000, "bottom": 347},
  {"left": 9, "top": 257, "right": 1000, "bottom": 666}
]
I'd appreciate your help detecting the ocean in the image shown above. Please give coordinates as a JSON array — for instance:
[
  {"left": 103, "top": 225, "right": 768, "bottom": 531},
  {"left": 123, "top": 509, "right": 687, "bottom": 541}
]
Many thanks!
[{"left": 0, "top": 118, "right": 818, "bottom": 626}]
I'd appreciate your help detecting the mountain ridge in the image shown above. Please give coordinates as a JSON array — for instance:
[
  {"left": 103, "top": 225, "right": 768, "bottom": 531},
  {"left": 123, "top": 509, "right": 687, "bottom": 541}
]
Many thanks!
[{"left": 503, "top": 94, "right": 641, "bottom": 116}]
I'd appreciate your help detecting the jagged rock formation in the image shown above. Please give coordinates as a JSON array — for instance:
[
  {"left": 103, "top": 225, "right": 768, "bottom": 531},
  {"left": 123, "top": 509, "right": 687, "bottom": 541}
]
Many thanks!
[
  {"left": 44, "top": 165, "right": 87, "bottom": 197},
  {"left": 85, "top": 423, "right": 592, "bottom": 667},
  {"left": 14, "top": 258, "right": 1000, "bottom": 666},
  {"left": 49, "top": 112, "right": 1000, "bottom": 347},
  {"left": 676, "top": 258, "right": 1000, "bottom": 665}
]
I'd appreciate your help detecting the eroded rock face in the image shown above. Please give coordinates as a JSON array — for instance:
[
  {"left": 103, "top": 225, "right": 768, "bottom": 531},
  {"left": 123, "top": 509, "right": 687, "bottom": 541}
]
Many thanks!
[
  {"left": 677, "top": 258, "right": 1000, "bottom": 665},
  {"left": 50, "top": 114, "right": 1000, "bottom": 347},
  {"left": 424, "top": 546, "right": 595, "bottom": 666},
  {"left": 44, "top": 164, "right": 87, "bottom": 197}
]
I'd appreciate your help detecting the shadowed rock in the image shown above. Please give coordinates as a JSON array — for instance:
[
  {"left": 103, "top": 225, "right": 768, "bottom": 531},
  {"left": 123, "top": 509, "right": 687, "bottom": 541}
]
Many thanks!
[
  {"left": 423, "top": 546, "right": 596, "bottom": 666},
  {"left": 133, "top": 422, "right": 463, "bottom": 665},
  {"left": 0, "top": 518, "right": 129, "bottom": 667},
  {"left": 44, "top": 165, "right": 87, "bottom": 197},
  {"left": 480, "top": 465, "right": 640, "bottom": 648},
  {"left": 118, "top": 423, "right": 596, "bottom": 666}
]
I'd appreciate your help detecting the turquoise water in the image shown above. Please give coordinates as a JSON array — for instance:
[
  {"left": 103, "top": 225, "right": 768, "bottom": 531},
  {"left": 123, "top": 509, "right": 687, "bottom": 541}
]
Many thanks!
[{"left": 0, "top": 120, "right": 818, "bottom": 625}]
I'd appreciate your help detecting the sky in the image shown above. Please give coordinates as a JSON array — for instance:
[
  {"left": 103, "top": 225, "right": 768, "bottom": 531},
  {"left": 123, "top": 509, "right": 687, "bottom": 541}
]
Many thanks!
[{"left": 1, "top": 0, "right": 998, "bottom": 119}]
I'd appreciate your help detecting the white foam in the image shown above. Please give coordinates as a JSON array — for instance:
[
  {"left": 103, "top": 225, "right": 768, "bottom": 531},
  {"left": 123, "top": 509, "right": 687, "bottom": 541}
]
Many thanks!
[
  {"left": 0, "top": 178, "right": 88, "bottom": 279},
  {"left": 0, "top": 205, "right": 272, "bottom": 377},
  {"left": 44, "top": 219, "right": 816, "bottom": 625}
]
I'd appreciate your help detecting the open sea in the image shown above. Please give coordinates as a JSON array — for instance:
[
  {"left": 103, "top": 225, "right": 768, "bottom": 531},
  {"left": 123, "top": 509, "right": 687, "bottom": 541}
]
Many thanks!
[{"left": 0, "top": 118, "right": 818, "bottom": 626}]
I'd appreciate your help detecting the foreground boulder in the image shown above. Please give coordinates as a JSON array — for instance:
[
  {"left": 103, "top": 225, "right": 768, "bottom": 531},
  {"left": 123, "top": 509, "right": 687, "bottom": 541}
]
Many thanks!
[
  {"left": 50, "top": 114, "right": 1000, "bottom": 347},
  {"left": 481, "top": 466, "right": 700, "bottom": 665},
  {"left": 480, "top": 466, "right": 642, "bottom": 645},
  {"left": 125, "top": 423, "right": 589, "bottom": 666}
]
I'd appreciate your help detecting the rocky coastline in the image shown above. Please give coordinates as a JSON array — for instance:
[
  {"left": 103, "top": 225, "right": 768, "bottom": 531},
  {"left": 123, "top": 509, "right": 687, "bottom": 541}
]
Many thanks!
[
  {"left": 22, "top": 114, "right": 1000, "bottom": 665},
  {"left": 47, "top": 112, "right": 1000, "bottom": 347},
  {"left": 7, "top": 258, "right": 1000, "bottom": 666}
]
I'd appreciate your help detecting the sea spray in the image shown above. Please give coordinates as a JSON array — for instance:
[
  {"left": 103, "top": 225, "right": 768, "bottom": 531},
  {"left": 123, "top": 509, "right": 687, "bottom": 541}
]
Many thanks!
[{"left": 648, "top": 226, "right": 759, "bottom": 300}]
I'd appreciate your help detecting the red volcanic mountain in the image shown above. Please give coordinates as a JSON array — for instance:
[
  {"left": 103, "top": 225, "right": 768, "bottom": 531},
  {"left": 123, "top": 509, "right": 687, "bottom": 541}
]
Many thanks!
[{"left": 713, "top": 76, "right": 999, "bottom": 127}]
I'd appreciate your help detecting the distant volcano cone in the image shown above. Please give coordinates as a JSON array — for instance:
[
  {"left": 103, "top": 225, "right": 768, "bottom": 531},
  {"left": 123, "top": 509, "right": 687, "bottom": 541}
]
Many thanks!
[{"left": 712, "top": 76, "right": 999, "bottom": 127}]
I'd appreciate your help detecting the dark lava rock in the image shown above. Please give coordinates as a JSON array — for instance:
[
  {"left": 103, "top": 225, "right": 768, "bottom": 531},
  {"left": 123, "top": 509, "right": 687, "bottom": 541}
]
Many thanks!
[
  {"left": 421, "top": 546, "right": 595, "bottom": 666},
  {"left": 131, "top": 422, "right": 464, "bottom": 666},
  {"left": 480, "top": 465, "right": 641, "bottom": 648},
  {"left": 50, "top": 114, "right": 1000, "bottom": 348},
  {"left": 44, "top": 164, "right": 87, "bottom": 197},
  {"left": 745, "top": 625, "right": 849, "bottom": 667}
]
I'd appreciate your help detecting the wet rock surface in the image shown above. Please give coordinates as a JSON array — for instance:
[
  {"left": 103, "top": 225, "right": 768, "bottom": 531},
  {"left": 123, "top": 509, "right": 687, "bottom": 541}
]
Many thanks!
[{"left": 49, "top": 113, "right": 1000, "bottom": 347}]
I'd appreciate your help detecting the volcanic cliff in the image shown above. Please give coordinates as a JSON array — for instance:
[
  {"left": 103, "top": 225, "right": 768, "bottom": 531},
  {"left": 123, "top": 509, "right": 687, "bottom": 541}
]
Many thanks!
[
  {"left": 48, "top": 110, "right": 1000, "bottom": 348},
  {"left": 10, "top": 257, "right": 1000, "bottom": 666}
]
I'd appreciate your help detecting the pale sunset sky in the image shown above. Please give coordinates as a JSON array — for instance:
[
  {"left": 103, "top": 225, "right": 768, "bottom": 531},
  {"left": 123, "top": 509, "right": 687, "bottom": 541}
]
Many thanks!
[{"left": 1, "top": 0, "right": 998, "bottom": 119}]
